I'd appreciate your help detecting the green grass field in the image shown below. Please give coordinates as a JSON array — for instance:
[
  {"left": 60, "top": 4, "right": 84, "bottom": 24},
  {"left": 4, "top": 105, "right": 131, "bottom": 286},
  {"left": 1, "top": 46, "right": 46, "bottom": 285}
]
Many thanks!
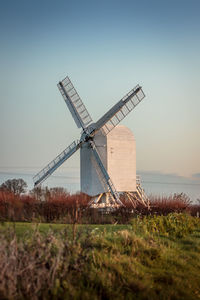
[
  {"left": 1, "top": 222, "right": 130, "bottom": 238},
  {"left": 0, "top": 214, "right": 200, "bottom": 300}
]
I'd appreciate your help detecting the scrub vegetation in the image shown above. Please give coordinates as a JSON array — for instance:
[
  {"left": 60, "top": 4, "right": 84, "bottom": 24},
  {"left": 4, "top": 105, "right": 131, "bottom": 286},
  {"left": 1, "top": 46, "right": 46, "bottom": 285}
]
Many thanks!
[
  {"left": 0, "top": 180, "right": 200, "bottom": 223},
  {"left": 0, "top": 214, "right": 200, "bottom": 300}
]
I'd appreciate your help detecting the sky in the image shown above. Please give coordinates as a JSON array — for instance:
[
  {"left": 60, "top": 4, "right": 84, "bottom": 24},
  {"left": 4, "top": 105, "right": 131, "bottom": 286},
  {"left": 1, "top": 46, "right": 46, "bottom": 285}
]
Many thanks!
[{"left": 0, "top": 0, "right": 200, "bottom": 192}]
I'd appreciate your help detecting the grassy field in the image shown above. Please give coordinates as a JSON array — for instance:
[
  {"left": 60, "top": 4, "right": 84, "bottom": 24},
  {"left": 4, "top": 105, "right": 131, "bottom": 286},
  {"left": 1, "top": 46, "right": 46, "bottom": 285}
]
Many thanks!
[
  {"left": 0, "top": 222, "right": 130, "bottom": 238},
  {"left": 0, "top": 214, "right": 200, "bottom": 300}
]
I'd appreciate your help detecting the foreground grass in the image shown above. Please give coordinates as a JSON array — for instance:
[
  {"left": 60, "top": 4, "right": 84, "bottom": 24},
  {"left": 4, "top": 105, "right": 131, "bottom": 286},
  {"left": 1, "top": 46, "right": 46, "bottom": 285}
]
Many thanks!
[{"left": 0, "top": 214, "right": 200, "bottom": 300}]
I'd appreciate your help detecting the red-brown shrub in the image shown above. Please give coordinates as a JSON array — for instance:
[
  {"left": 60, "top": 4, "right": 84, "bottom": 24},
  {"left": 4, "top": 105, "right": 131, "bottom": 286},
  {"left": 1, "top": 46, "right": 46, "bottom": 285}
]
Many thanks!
[
  {"left": 149, "top": 193, "right": 192, "bottom": 215},
  {"left": 0, "top": 188, "right": 199, "bottom": 223}
]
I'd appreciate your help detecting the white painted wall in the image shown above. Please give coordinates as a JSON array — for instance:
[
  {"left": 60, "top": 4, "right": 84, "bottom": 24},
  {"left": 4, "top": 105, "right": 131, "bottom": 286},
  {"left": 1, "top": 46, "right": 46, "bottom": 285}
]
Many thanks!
[
  {"left": 80, "top": 131, "right": 107, "bottom": 195},
  {"left": 107, "top": 125, "right": 136, "bottom": 192},
  {"left": 80, "top": 125, "right": 136, "bottom": 196}
]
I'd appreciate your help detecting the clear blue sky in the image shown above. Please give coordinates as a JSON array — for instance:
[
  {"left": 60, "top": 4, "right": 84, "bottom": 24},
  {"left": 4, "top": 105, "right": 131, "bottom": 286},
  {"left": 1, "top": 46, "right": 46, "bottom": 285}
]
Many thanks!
[{"left": 0, "top": 0, "right": 200, "bottom": 185}]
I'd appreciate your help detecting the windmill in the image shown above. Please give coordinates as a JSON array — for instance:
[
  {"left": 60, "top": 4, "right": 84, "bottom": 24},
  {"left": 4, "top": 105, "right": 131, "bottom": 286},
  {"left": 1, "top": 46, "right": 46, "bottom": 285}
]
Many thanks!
[{"left": 33, "top": 76, "right": 149, "bottom": 209}]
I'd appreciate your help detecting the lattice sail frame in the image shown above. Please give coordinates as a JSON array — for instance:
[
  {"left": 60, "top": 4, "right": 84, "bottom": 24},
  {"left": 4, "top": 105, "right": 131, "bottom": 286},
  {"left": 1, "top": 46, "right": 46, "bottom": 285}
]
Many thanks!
[
  {"left": 57, "top": 76, "right": 92, "bottom": 129},
  {"left": 33, "top": 140, "right": 81, "bottom": 186},
  {"left": 96, "top": 85, "right": 145, "bottom": 136}
]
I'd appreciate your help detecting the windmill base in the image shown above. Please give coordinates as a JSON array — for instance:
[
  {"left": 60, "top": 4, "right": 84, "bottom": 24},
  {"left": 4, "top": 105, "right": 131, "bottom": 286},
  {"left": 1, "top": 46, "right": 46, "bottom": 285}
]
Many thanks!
[
  {"left": 123, "top": 191, "right": 150, "bottom": 210},
  {"left": 89, "top": 193, "right": 120, "bottom": 211},
  {"left": 89, "top": 190, "right": 150, "bottom": 211}
]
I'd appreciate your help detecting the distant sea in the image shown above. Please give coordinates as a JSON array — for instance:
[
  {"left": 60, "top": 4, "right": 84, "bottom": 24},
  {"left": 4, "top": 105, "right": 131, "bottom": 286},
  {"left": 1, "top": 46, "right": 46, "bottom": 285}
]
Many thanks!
[
  {"left": 137, "top": 171, "right": 200, "bottom": 203},
  {"left": 0, "top": 169, "right": 200, "bottom": 203}
]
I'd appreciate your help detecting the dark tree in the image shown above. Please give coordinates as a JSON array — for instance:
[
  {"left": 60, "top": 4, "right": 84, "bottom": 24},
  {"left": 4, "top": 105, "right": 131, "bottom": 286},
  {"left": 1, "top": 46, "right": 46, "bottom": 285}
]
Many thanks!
[
  {"left": 30, "top": 186, "right": 46, "bottom": 201},
  {"left": 0, "top": 178, "right": 27, "bottom": 195},
  {"left": 30, "top": 186, "right": 68, "bottom": 201}
]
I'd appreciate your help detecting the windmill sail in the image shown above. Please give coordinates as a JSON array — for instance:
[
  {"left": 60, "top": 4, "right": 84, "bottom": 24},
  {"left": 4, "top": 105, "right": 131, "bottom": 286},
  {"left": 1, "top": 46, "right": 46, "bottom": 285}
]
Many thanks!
[
  {"left": 89, "top": 141, "right": 124, "bottom": 206},
  {"left": 33, "top": 140, "right": 81, "bottom": 187},
  {"left": 94, "top": 85, "right": 145, "bottom": 135},
  {"left": 58, "top": 76, "right": 92, "bottom": 129}
]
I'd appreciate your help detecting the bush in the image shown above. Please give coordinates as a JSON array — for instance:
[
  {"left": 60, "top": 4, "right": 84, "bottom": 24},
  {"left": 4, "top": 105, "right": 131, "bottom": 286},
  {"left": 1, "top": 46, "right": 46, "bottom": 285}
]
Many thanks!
[
  {"left": 131, "top": 213, "right": 200, "bottom": 238},
  {"left": 0, "top": 186, "right": 200, "bottom": 224},
  {"left": 149, "top": 193, "right": 192, "bottom": 215}
]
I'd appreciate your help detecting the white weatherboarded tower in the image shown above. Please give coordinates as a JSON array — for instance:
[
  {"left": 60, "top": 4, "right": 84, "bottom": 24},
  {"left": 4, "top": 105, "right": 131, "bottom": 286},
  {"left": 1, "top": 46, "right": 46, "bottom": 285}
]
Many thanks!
[
  {"left": 33, "top": 76, "right": 149, "bottom": 209},
  {"left": 81, "top": 125, "right": 136, "bottom": 195}
]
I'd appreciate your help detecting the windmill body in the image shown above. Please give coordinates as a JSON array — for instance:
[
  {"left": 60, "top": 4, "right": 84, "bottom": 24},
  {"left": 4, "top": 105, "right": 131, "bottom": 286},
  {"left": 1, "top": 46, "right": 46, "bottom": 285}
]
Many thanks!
[
  {"left": 33, "top": 75, "right": 148, "bottom": 208},
  {"left": 81, "top": 125, "right": 136, "bottom": 196},
  {"left": 80, "top": 129, "right": 107, "bottom": 196}
]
